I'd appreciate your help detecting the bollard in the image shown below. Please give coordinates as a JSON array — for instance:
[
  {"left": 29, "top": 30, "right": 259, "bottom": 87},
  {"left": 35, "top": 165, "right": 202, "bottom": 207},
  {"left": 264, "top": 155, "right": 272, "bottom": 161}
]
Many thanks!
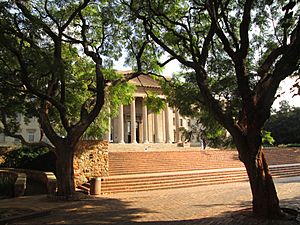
[{"left": 90, "top": 177, "right": 101, "bottom": 195}]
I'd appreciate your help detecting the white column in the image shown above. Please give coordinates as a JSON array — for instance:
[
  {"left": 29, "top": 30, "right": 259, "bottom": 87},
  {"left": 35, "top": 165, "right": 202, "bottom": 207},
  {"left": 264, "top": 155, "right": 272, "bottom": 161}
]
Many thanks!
[
  {"left": 175, "top": 109, "right": 180, "bottom": 142},
  {"left": 165, "top": 104, "right": 172, "bottom": 143},
  {"left": 130, "top": 98, "right": 137, "bottom": 144},
  {"left": 118, "top": 104, "right": 124, "bottom": 144},
  {"left": 105, "top": 116, "right": 111, "bottom": 142},
  {"left": 142, "top": 99, "right": 149, "bottom": 143},
  {"left": 105, "top": 107, "right": 111, "bottom": 142},
  {"left": 154, "top": 112, "right": 161, "bottom": 143}
]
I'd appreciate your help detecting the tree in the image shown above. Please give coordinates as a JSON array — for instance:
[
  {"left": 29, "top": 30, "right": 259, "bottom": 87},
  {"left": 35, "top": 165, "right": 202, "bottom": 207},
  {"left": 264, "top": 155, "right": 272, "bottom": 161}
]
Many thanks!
[
  {"left": 265, "top": 102, "right": 300, "bottom": 145},
  {"left": 128, "top": 0, "right": 300, "bottom": 218},
  {"left": 0, "top": 0, "right": 141, "bottom": 198},
  {"left": 161, "top": 72, "right": 232, "bottom": 148}
]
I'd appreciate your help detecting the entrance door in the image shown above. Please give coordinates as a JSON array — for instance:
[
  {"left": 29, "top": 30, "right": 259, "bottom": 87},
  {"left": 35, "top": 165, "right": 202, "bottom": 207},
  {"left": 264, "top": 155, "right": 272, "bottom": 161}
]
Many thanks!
[{"left": 136, "top": 122, "right": 140, "bottom": 143}]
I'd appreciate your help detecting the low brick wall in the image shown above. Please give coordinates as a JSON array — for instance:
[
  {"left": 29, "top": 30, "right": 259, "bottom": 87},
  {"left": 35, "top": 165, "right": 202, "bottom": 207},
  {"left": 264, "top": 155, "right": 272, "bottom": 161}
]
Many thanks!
[
  {"left": 0, "top": 169, "right": 26, "bottom": 197},
  {"left": 0, "top": 168, "right": 56, "bottom": 196},
  {"left": 74, "top": 140, "right": 109, "bottom": 187}
]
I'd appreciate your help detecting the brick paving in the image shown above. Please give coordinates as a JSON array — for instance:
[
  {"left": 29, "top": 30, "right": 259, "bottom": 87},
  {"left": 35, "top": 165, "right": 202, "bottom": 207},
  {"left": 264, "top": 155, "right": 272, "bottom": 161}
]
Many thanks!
[{"left": 2, "top": 177, "right": 300, "bottom": 224}]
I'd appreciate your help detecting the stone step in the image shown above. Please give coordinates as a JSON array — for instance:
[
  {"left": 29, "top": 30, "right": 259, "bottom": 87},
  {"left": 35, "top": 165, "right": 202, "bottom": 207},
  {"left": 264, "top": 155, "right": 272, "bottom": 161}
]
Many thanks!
[
  {"left": 78, "top": 149, "right": 300, "bottom": 194},
  {"left": 104, "top": 166, "right": 300, "bottom": 185},
  {"left": 98, "top": 164, "right": 300, "bottom": 194},
  {"left": 76, "top": 184, "right": 90, "bottom": 195},
  {"left": 108, "top": 164, "right": 243, "bottom": 176},
  {"left": 101, "top": 178, "right": 249, "bottom": 194},
  {"left": 107, "top": 149, "right": 300, "bottom": 176},
  {"left": 108, "top": 151, "right": 241, "bottom": 176}
]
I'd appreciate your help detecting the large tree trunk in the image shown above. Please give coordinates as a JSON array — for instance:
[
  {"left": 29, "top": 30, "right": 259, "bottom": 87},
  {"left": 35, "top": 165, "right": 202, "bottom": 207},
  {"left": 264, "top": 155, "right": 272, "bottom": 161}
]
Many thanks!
[
  {"left": 236, "top": 131, "right": 283, "bottom": 219},
  {"left": 55, "top": 146, "right": 75, "bottom": 198}
]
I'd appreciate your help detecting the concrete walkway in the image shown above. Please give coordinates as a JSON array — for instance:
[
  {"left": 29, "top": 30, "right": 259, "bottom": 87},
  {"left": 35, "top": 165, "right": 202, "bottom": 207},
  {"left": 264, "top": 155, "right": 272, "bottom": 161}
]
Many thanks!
[{"left": 1, "top": 177, "right": 300, "bottom": 224}]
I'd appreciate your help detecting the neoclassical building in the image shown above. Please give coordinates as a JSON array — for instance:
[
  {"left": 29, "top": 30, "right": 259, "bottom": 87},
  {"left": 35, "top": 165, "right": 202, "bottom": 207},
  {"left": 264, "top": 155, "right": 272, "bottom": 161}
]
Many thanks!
[{"left": 107, "top": 72, "right": 191, "bottom": 144}]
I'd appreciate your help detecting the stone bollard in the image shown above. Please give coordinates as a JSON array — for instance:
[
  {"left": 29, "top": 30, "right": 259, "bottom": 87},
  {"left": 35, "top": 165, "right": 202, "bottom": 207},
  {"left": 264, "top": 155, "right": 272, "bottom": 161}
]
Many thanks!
[
  {"left": 46, "top": 172, "right": 57, "bottom": 196},
  {"left": 14, "top": 173, "right": 26, "bottom": 197},
  {"left": 90, "top": 177, "right": 101, "bottom": 195}
]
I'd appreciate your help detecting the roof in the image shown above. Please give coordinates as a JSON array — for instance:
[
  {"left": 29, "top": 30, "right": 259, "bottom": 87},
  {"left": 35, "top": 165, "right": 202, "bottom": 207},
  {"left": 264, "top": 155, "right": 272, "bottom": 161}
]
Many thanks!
[{"left": 117, "top": 70, "right": 161, "bottom": 89}]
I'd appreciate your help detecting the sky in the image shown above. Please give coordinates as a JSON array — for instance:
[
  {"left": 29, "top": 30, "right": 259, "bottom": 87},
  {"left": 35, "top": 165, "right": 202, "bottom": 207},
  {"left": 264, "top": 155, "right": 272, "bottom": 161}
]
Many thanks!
[{"left": 272, "top": 77, "right": 300, "bottom": 109}]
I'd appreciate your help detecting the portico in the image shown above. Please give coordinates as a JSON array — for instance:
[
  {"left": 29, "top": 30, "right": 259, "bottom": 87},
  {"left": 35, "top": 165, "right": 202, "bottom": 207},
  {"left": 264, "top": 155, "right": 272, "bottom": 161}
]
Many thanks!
[{"left": 107, "top": 73, "right": 191, "bottom": 144}]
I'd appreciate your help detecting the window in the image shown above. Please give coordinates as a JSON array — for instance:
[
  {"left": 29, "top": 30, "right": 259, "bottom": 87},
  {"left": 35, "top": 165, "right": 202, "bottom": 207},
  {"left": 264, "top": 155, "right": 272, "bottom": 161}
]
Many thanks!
[
  {"left": 28, "top": 131, "right": 35, "bottom": 142},
  {"left": 180, "top": 119, "right": 183, "bottom": 126},
  {"left": 16, "top": 114, "right": 21, "bottom": 122},
  {"left": 187, "top": 119, "right": 191, "bottom": 127}
]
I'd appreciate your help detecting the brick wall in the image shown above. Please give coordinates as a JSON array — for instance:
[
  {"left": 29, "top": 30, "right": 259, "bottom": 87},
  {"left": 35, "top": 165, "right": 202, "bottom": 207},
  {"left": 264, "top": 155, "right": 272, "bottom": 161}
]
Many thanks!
[{"left": 74, "top": 140, "right": 109, "bottom": 187}]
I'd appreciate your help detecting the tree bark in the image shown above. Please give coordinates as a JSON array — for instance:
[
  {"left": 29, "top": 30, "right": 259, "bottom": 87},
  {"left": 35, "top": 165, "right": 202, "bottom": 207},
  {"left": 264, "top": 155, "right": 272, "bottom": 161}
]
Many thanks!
[
  {"left": 238, "top": 141, "right": 283, "bottom": 218},
  {"left": 55, "top": 146, "right": 75, "bottom": 198}
]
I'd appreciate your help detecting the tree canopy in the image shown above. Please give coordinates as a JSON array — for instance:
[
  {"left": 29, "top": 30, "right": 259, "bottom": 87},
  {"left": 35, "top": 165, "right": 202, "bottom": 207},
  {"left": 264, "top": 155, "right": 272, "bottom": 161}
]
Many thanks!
[
  {"left": 161, "top": 72, "right": 231, "bottom": 147},
  {"left": 265, "top": 101, "right": 300, "bottom": 145}
]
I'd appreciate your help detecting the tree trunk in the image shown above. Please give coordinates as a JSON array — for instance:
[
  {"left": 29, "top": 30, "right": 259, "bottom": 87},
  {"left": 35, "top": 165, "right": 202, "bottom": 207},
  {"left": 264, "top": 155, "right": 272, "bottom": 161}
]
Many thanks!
[
  {"left": 55, "top": 146, "right": 75, "bottom": 199},
  {"left": 242, "top": 146, "right": 283, "bottom": 218}
]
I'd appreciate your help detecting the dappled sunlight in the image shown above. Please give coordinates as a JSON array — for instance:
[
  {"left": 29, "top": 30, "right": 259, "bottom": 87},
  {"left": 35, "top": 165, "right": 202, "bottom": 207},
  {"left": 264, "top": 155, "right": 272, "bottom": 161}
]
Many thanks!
[{"left": 11, "top": 197, "right": 153, "bottom": 224}]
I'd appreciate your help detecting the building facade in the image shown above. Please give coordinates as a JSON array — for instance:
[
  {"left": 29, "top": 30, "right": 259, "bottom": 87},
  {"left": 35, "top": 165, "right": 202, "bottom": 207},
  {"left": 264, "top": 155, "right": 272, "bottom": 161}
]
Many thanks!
[
  {"left": 0, "top": 114, "right": 41, "bottom": 147},
  {"left": 107, "top": 73, "right": 192, "bottom": 144}
]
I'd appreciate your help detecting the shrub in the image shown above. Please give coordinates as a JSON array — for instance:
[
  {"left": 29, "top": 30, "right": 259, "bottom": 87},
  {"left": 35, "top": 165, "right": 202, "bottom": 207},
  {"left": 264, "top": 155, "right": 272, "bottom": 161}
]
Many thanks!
[
  {"left": 286, "top": 143, "right": 300, "bottom": 147},
  {"left": 0, "top": 176, "right": 14, "bottom": 197},
  {"left": 0, "top": 146, "right": 49, "bottom": 168}
]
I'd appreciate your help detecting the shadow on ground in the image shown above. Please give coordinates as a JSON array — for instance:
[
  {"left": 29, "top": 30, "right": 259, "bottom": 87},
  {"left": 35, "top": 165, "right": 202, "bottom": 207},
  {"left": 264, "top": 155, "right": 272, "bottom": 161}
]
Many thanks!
[
  {"left": 8, "top": 197, "right": 153, "bottom": 224},
  {"left": 8, "top": 195, "right": 300, "bottom": 225}
]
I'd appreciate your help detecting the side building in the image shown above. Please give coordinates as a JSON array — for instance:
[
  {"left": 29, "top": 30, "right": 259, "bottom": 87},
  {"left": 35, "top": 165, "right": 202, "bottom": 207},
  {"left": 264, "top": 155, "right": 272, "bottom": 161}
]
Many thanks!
[{"left": 0, "top": 114, "right": 41, "bottom": 147}]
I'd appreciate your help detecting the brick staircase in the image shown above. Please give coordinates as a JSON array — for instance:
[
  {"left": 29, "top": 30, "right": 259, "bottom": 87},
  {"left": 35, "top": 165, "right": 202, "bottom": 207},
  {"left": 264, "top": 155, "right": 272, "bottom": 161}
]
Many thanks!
[{"left": 77, "top": 147, "right": 300, "bottom": 194}]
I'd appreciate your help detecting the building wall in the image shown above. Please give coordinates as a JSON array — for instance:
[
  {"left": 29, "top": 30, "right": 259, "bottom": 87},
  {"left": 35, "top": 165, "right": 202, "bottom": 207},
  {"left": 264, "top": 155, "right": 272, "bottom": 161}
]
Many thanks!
[{"left": 0, "top": 114, "right": 41, "bottom": 147}]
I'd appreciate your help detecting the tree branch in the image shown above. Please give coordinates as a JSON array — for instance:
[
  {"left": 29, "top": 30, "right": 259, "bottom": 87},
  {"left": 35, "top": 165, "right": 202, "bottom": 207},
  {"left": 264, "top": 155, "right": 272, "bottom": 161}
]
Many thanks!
[
  {"left": 255, "top": 29, "right": 300, "bottom": 125},
  {"left": 157, "top": 56, "right": 176, "bottom": 67},
  {"left": 257, "top": 46, "right": 288, "bottom": 78},
  {"left": 193, "top": 67, "right": 238, "bottom": 135},
  {"left": 16, "top": 1, "right": 59, "bottom": 43},
  {"left": 239, "top": 0, "right": 253, "bottom": 58},
  {"left": 65, "top": 11, "right": 105, "bottom": 143},
  {"left": 207, "top": 1, "right": 236, "bottom": 60},
  {"left": 61, "top": 0, "right": 90, "bottom": 31},
  {"left": 44, "top": 0, "right": 60, "bottom": 29},
  {"left": 219, "top": 0, "right": 239, "bottom": 50},
  {"left": 144, "top": 20, "right": 195, "bottom": 68},
  {"left": 136, "top": 40, "right": 149, "bottom": 72},
  {"left": 199, "top": 21, "right": 216, "bottom": 66}
]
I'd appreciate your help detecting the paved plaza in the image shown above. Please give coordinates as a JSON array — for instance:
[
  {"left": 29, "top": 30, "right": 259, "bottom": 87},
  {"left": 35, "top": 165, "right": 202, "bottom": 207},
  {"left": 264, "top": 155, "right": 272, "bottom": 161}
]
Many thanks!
[{"left": 1, "top": 177, "right": 300, "bottom": 224}]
